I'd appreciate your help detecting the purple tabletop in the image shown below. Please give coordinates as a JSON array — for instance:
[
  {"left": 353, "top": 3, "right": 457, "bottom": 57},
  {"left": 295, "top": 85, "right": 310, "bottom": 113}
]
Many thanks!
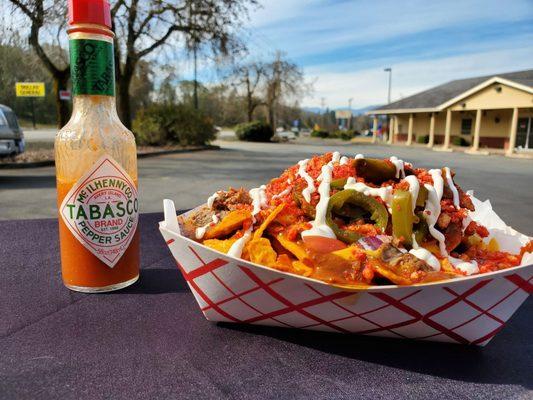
[{"left": 1, "top": 213, "right": 531, "bottom": 399}]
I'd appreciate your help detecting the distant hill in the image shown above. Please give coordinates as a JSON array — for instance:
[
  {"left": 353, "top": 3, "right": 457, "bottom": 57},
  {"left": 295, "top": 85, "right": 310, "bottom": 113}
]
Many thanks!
[{"left": 302, "top": 105, "right": 378, "bottom": 115}]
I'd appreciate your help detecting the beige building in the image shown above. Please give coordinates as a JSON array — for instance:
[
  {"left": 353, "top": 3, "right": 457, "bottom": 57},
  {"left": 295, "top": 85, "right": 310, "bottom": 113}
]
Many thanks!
[{"left": 367, "top": 70, "right": 533, "bottom": 155}]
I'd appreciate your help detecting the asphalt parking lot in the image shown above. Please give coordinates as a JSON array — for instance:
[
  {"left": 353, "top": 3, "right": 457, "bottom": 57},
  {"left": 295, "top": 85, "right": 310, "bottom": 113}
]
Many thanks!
[{"left": 1, "top": 140, "right": 532, "bottom": 235}]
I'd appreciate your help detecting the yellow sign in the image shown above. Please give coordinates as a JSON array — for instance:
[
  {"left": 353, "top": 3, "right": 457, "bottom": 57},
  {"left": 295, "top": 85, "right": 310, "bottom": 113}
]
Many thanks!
[{"left": 16, "top": 82, "right": 45, "bottom": 97}]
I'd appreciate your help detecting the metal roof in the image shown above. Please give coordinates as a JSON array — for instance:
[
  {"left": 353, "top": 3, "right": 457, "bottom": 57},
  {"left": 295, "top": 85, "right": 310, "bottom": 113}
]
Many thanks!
[{"left": 372, "top": 69, "right": 533, "bottom": 112}]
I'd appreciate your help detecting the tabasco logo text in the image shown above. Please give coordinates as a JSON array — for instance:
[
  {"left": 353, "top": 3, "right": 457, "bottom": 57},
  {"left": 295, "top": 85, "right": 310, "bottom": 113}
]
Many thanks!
[{"left": 60, "top": 155, "right": 139, "bottom": 268}]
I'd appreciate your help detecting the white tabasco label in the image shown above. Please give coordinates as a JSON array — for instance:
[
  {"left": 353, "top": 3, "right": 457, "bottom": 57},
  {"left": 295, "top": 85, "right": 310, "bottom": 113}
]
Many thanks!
[{"left": 60, "top": 155, "right": 139, "bottom": 268}]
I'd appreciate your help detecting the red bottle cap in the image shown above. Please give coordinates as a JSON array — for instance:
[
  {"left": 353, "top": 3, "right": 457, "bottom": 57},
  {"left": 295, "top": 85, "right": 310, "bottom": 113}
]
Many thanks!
[{"left": 68, "top": 0, "right": 112, "bottom": 29}]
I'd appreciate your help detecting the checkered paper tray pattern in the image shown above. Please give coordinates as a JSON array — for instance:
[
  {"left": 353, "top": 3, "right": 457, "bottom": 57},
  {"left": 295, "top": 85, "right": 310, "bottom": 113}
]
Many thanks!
[{"left": 159, "top": 200, "right": 532, "bottom": 346}]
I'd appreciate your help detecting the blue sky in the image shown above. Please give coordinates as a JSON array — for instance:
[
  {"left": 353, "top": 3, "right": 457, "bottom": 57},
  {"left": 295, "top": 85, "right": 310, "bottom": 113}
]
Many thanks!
[{"left": 241, "top": 0, "right": 533, "bottom": 108}]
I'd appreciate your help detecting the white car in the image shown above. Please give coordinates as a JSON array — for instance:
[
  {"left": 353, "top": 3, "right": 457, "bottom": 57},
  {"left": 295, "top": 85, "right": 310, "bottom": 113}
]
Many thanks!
[{"left": 273, "top": 130, "right": 297, "bottom": 142}]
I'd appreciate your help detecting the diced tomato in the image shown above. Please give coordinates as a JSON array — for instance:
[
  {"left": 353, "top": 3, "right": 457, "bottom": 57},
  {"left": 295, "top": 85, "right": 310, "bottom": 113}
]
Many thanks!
[{"left": 302, "top": 236, "right": 347, "bottom": 253}]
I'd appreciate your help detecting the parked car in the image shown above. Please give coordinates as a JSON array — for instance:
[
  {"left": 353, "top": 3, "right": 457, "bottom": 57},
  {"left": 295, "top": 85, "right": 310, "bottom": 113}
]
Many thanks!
[
  {"left": 0, "top": 104, "right": 24, "bottom": 155},
  {"left": 272, "top": 130, "right": 296, "bottom": 142}
]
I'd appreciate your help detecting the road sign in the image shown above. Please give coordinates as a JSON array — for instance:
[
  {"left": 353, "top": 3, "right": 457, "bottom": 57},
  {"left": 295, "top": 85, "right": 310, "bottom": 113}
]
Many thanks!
[
  {"left": 59, "top": 90, "right": 71, "bottom": 101},
  {"left": 335, "top": 110, "right": 352, "bottom": 119},
  {"left": 15, "top": 82, "right": 46, "bottom": 97}
]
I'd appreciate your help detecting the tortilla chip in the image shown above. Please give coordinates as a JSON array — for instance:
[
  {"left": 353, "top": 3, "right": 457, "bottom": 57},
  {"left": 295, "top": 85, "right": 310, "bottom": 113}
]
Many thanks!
[
  {"left": 246, "top": 238, "right": 278, "bottom": 267},
  {"left": 292, "top": 261, "right": 313, "bottom": 277},
  {"left": 276, "top": 234, "right": 308, "bottom": 261},
  {"left": 203, "top": 238, "right": 238, "bottom": 254},
  {"left": 253, "top": 204, "right": 285, "bottom": 240},
  {"left": 204, "top": 210, "right": 251, "bottom": 240}
]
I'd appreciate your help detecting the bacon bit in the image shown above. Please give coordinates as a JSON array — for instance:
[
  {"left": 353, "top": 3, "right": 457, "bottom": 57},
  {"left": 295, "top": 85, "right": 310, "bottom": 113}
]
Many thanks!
[{"left": 465, "top": 221, "right": 489, "bottom": 238}]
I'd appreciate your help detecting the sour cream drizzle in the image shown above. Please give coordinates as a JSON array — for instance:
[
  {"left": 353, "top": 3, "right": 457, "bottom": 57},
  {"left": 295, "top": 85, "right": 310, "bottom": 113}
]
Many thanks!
[
  {"left": 423, "top": 169, "right": 447, "bottom": 256},
  {"left": 409, "top": 248, "right": 441, "bottom": 271},
  {"left": 227, "top": 185, "right": 267, "bottom": 257},
  {"left": 207, "top": 192, "right": 219, "bottom": 209},
  {"left": 297, "top": 159, "right": 316, "bottom": 202},
  {"left": 302, "top": 164, "right": 336, "bottom": 239},
  {"left": 443, "top": 167, "right": 460, "bottom": 208},
  {"left": 344, "top": 177, "right": 393, "bottom": 210},
  {"left": 403, "top": 175, "right": 419, "bottom": 214},
  {"left": 195, "top": 214, "right": 219, "bottom": 240},
  {"left": 339, "top": 156, "right": 349, "bottom": 165},
  {"left": 389, "top": 156, "right": 405, "bottom": 179},
  {"left": 354, "top": 153, "right": 365, "bottom": 159},
  {"left": 272, "top": 186, "right": 292, "bottom": 199},
  {"left": 449, "top": 256, "right": 479, "bottom": 275}
]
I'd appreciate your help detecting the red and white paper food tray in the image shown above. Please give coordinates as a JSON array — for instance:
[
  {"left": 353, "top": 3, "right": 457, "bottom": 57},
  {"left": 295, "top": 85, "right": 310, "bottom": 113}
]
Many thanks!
[{"left": 159, "top": 198, "right": 532, "bottom": 346}]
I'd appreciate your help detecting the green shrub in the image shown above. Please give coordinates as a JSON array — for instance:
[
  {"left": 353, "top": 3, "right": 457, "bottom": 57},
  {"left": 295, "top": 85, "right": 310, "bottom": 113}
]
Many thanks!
[
  {"left": 452, "top": 136, "right": 470, "bottom": 147},
  {"left": 311, "top": 130, "right": 329, "bottom": 138},
  {"left": 330, "top": 130, "right": 356, "bottom": 141},
  {"left": 235, "top": 121, "right": 273, "bottom": 142},
  {"left": 416, "top": 135, "right": 429, "bottom": 144},
  {"left": 133, "top": 104, "right": 216, "bottom": 146}
]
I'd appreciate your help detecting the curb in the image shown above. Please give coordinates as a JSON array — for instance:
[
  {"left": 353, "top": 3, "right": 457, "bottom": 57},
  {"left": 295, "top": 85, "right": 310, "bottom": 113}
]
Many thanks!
[{"left": 0, "top": 145, "right": 220, "bottom": 170}]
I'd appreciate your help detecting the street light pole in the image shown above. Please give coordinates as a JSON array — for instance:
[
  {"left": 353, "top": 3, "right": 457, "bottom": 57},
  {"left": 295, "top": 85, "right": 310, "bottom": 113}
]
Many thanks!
[
  {"left": 348, "top": 98, "right": 353, "bottom": 130},
  {"left": 384, "top": 68, "right": 392, "bottom": 104}
]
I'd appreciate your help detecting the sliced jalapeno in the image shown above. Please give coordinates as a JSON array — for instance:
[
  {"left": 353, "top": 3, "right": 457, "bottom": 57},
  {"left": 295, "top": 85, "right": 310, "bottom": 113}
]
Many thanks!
[
  {"left": 326, "top": 189, "right": 389, "bottom": 243},
  {"left": 391, "top": 190, "right": 414, "bottom": 245}
]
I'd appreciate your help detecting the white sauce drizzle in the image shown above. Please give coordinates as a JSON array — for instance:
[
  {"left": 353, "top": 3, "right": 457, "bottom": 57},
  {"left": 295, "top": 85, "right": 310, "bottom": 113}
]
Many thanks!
[
  {"left": 443, "top": 167, "right": 460, "bottom": 208},
  {"left": 331, "top": 151, "right": 341, "bottom": 163},
  {"left": 272, "top": 186, "right": 291, "bottom": 199},
  {"left": 227, "top": 185, "right": 267, "bottom": 257},
  {"left": 389, "top": 156, "right": 405, "bottom": 179},
  {"left": 423, "top": 169, "right": 447, "bottom": 256},
  {"left": 403, "top": 175, "right": 420, "bottom": 214},
  {"left": 344, "top": 177, "right": 393, "bottom": 210},
  {"left": 409, "top": 248, "right": 441, "bottom": 271},
  {"left": 195, "top": 214, "right": 219, "bottom": 240},
  {"left": 354, "top": 153, "right": 365, "bottom": 159},
  {"left": 449, "top": 256, "right": 479, "bottom": 275},
  {"left": 227, "top": 227, "right": 252, "bottom": 258},
  {"left": 339, "top": 156, "right": 349, "bottom": 165},
  {"left": 207, "top": 192, "right": 219, "bottom": 209},
  {"left": 297, "top": 159, "right": 316, "bottom": 202},
  {"left": 302, "top": 164, "right": 336, "bottom": 239}
]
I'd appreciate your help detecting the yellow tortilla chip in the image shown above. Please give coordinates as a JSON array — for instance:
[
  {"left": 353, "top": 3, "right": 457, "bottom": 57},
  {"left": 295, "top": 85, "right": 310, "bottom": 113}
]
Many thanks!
[
  {"left": 246, "top": 238, "right": 277, "bottom": 267},
  {"left": 292, "top": 261, "right": 313, "bottom": 277},
  {"left": 203, "top": 238, "right": 238, "bottom": 254},
  {"left": 253, "top": 204, "right": 285, "bottom": 240},
  {"left": 204, "top": 210, "right": 251, "bottom": 240},
  {"left": 276, "top": 234, "right": 308, "bottom": 261},
  {"left": 332, "top": 246, "right": 360, "bottom": 262}
]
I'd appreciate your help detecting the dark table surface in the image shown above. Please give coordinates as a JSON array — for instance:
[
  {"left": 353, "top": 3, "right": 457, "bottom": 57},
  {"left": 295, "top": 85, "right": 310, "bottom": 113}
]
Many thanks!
[{"left": 1, "top": 213, "right": 532, "bottom": 400}]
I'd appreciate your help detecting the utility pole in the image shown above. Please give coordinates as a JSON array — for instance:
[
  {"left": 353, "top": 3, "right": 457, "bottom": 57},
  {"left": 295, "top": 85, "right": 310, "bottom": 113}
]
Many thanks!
[{"left": 320, "top": 97, "right": 326, "bottom": 129}]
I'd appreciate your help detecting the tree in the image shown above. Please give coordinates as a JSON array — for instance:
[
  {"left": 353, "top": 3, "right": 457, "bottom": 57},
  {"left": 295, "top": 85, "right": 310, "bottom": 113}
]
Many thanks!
[
  {"left": 229, "top": 62, "right": 266, "bottom": 122},
  {"left": 263, "top": 52, "right": 306, "bottom": 130},
  {"left": 110, "top": 0, "right": 257, "bottom": 129},
  {"left": 7, "top": 0, "right": 70, "bottom": 128},
  {"left": 8, "top": 0, "right": 257, "bottom": 129}
]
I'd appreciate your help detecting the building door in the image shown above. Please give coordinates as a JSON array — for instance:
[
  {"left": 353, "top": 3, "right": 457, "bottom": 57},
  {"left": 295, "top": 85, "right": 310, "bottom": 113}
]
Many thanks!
[{"left": 516, "top": 117, "right": 532, "bottom": 150}]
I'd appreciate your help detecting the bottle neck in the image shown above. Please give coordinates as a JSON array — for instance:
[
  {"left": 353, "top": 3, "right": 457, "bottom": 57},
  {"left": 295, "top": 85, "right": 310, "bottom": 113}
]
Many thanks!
[{"left": 68, "top": 25, "right": 115, "bottom": 100}]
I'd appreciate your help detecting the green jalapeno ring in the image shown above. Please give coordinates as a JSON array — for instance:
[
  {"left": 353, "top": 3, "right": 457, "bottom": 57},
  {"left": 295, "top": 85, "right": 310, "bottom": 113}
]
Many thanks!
[{"left": 326, "top": 189, "right": 389, "bottom": 243}]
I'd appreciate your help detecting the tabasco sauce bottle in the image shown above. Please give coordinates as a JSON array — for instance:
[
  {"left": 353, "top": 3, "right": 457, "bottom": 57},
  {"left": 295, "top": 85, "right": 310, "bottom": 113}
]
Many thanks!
[{"left": 55, "top": 0, "right": 139, "bottom": 292}]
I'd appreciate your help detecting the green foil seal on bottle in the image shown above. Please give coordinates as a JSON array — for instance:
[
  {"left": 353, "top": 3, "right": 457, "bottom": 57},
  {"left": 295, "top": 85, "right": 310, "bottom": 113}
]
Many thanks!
[{"left": 69, "top": 39, "right": 115, "bottom": 96}]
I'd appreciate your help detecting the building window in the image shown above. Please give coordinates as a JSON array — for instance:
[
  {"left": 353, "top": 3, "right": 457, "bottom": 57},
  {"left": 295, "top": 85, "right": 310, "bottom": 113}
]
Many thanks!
[{"left": 461, "top": 118, "right": 472, "bottom": 135}]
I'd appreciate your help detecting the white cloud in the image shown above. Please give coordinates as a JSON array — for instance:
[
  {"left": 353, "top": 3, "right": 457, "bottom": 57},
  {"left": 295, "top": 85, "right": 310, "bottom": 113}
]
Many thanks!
[{"left": 303, "top": 45, "right": 533, "bottom": 108}]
